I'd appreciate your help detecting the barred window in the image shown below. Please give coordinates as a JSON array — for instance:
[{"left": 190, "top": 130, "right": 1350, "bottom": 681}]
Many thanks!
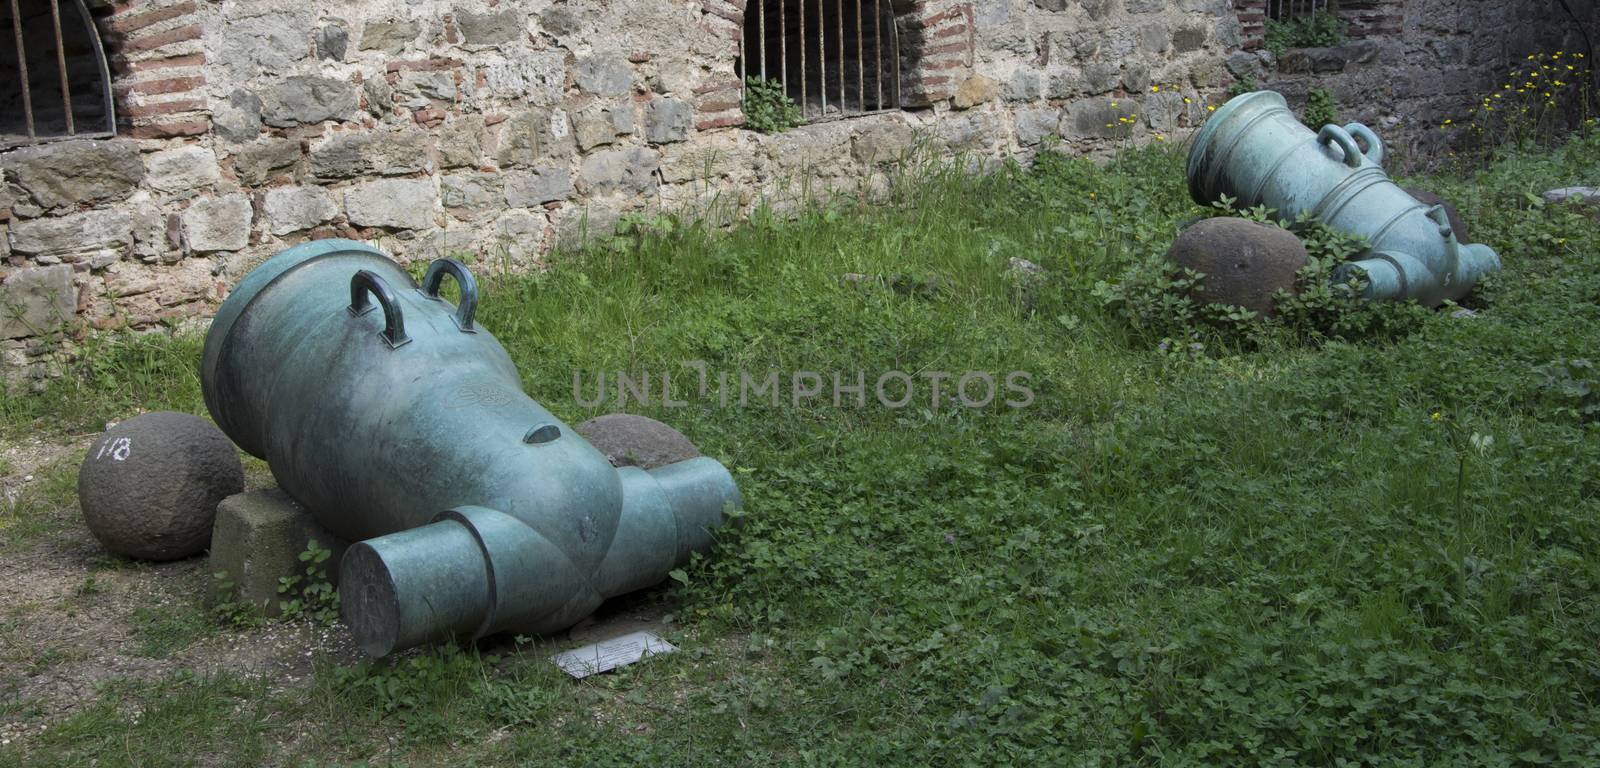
[
  {"left": 2, "top": 0, "right": 116, "bottom": 148},
  {"left": 1268, "top": 0, "right": 1333, "bottom": 22},
  {"left": 740, "top": 0, "right": 901, "bottom": 123}
]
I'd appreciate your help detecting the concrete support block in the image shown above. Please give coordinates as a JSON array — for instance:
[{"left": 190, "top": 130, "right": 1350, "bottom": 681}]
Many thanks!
[{"left": 209, "top": 488, "right": 348, "bottom": 616}]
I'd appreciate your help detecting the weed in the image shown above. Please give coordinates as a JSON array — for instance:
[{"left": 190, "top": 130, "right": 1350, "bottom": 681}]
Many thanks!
[
  {"left": 1094, "top": 203, "right": 1429, "bottom": 347},
  {"left": 209, "top": 571, "right": 261, "bottom": 629},
  {"left": 1264, "top": 9, "right": 1346, "bottom": 56},
  {"left": 741, "top": 76, "right": 802, "bottom": 134},
  {"left": 1439, "top": 50, "right": 1596, "bottom": 164},
  {"left": 1303, "top": 86, "right": 1338, "bottom": 128},
  {"left": 1226, "top": 75, "right": 1258, "bottom": 100},
  {"left": 1534, "top": 358, "right": 1600, "bottom": 421},
  {"left": 277, "top": 539, "right": 339, "bottom": 625}
]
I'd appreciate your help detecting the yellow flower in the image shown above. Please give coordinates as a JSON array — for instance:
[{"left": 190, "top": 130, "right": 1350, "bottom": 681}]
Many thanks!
[
  {"left": 1183, "top": 97, "right": 1192, "bottom": 104},
  {"left": 1432, "top": 412, "right": 1442, "bottom": 422},
  {"left": 1151, "top": 85, "right": 1160, "bottom": 92},
  {"left": 1443, "top": 118, "right": 1452, "bottom": 124},
  {"left": 1207, "top": 105, "right": 1216, "bottom": 111}
]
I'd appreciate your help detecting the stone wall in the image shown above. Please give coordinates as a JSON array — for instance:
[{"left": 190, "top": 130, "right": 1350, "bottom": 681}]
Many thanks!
[
  {"left": 0, "top": 0, "right": 1589, "bottom": 389},
  {"left": 1235, "top": 0, "right": 1598, "bottom": 168}
]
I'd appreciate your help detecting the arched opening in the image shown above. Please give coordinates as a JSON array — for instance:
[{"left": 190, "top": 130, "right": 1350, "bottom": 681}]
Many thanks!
[
  {"left": 1, "top": 0, "right": 116, "bottom": 148},
  {"left": 739, "top": 0, "right": 901, "bottom": 123}
]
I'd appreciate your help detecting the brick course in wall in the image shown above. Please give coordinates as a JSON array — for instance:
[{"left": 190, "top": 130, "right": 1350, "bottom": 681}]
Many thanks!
[{"left": 95, "top": 0, "right": 210, "bottom": 139}]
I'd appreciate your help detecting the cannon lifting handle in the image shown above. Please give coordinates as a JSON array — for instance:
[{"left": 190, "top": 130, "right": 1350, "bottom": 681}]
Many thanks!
[
  {"left": 1344, "top": 123, "right": 1385, "bottom": 167},
  {"left": 420, "top": 258, "right": 479, "bottom": 333},
  {"left": 1317, "top": 125, "right": 1367, "bottom": 169},
  {"left": 348, "top": 270, "right": 412, "bottom": 349}
]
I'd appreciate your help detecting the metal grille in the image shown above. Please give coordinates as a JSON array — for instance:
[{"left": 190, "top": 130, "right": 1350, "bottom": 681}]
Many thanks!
[
  {"left": 2, "top": 0, "right": 116, "bottom": 148},
  {"left": 1267, "top": 0, "right": 1332, "bottom": 21},
  {"left": 740, "top": 0, "right": 900, "bottom": 123}
]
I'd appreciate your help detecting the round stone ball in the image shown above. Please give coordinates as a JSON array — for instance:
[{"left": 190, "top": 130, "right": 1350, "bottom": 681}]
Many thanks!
[
  {"left": 575, "top": 414, "right": 701, "bottom": 470},
  {"left": 1166, "top": 217, "right": 1310, "bottom": 317},
  {"left": 1403, "top": 187, "right": 1469, "bottom": 243},
  {"left": 78, "top": 412, "right": 244, "bottom": 561}
]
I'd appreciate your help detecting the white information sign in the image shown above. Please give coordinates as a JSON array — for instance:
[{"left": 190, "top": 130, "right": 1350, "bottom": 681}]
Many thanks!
[{"left": 551, "top": 630, "right": 678, "bottom": 679}]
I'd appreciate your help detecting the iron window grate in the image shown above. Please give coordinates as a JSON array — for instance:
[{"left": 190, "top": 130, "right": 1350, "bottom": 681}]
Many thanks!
[
  {"left": 1267, "top": 0, "right": 1333, "bottom": 22},
  {"left": 2, "top": 0, "right": 116, "bottom": 149},
  {"left": 741, "top": 0, "right": 901, "bottom": 124}
]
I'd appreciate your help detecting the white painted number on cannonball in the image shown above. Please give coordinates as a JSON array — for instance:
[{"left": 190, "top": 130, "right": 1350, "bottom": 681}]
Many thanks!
[{"left": 96, "top": 437, "right": 132, "bottom": 462}]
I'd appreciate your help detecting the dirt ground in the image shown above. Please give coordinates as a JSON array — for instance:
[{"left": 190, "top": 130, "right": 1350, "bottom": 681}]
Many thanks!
[
  {"left": 0, "top": 434, "right": 363, "bottom": 748},
  {"left": 0, "top": 432, "right": 681, "bottom": 755}
]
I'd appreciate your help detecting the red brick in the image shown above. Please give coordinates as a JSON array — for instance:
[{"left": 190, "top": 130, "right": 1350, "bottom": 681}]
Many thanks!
[
  {"left": 699, "top": 18, "right": 741, "bottom": 40},
  {"left": 107, "top": 23, "right": 201, "bottom": 55},
  {"left": 112, "top": 52, "right": 206, "bottom": 73},
  {"left": 921, "top": 58, "right": 968, "bottom": 73},
  {"left": 696, "top": 114, "right": 746, "bottom": 130},
  {"left": 704, "top": 1, "right": 743, "bottom": 24},
  {"left": 922, "top": 40, "right": 969, "bottom": 57},
  {"left": 126, "top": 119, "right": 208, "bottom": 139},
  {"left": 918, "top": 5, "right": 966, "bottom": 27},
  {"left": 114, "top": 75, "right": 204, "bottom": 97},
  {"left": 103, "top": 1, "right": 195, "bottom": 35},
  {"left": 387, "top": 58, "right": 464, "bottom": 73},
  {"left": 697, "top": 98, "right": 742, "bottom": 112},
  {"left": 694, "top": 79, "right": 742, "bottom": 95},
  {"left": 118, "top": 98, "right": 205, "bottom": 117}
]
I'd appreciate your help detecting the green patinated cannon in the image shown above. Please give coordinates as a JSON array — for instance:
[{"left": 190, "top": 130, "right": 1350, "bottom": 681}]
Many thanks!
[
  {"left": 1188, "top": 91, "right": 1500, "bottom": 306},
  {"left": 201, "top": 239, "right": 741, "bottom": 657}
]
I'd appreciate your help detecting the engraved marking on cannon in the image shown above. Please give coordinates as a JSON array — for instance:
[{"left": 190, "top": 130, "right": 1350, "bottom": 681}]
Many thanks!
[{"left": 447, "top": 382, "right": 515, "bottom": 408}]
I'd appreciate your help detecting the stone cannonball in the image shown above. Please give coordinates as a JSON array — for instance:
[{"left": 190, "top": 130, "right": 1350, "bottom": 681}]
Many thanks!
[
  {"left": 575, "top": 414, "right": 702, "bottom": 470},
  {"left": 78, "top": 412, "right": 245, "bottom": 561},
  {"left": 1403, "top": 187, "right": 1469, "bottom": 243},
  {"left": 1166, "top": 217, "right": 1310, "bottom": 317}
]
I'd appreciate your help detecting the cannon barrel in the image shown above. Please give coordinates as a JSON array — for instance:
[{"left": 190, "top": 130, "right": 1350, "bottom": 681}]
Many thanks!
[
  {"left": 201, "top": 239, "right": 741, "bottom": 656},
  {"left": 1187, "top": 91, "right": 1499, "bottom": 306}
]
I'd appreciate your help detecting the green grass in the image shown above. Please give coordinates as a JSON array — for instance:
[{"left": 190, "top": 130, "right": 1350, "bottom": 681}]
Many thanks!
[
  {"left": 0, "top": 462, "right": 79, "bottom": 554},
  {"left": 4, "top": 129, "right": 1600, "bottom": 766},
  {"left": 129, "top": 601, "right": 215, "bottom": 660}
]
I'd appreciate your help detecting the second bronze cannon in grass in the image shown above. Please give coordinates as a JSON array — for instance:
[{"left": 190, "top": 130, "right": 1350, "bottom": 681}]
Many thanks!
[{"left": 1188, "top": 91, "right": 1500, "bottom": 307}]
